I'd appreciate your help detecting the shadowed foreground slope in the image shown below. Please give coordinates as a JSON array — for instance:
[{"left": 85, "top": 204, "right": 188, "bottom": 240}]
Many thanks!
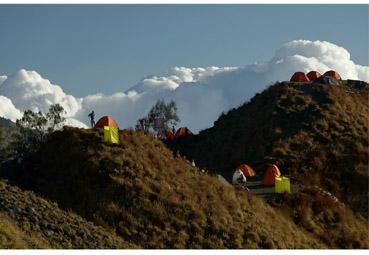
[
  {"left": 2, "top": 128, "right": 325, "bottom": 248},
  {"left": 0, "top": 180, "right": 135, "bottom": 248}
]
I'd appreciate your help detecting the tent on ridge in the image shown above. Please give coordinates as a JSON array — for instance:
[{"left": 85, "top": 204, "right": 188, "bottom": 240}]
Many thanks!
[
  {"left": 232, "top": 169, "right": 247, "bottom": 184},
  {"left": 217, "top": 174, "right": 232, "bottom": 186},
  {"left": 313, "top": 75, "right": 338, "bottom": 85},
  {"left": 290, "top": 72, "right": 310, "bottom": 82},
  {"left": 175, "top": 127, "right": 193, "bottom": 140},
  {"left": 323, "top": 70, "right": 342, "bottom": 80},
  {"left": 236, "top": 164, "right": 256, "bottom": 177},
  {"left": 307, "top": 71, "right": 321, "bottom": 81},
  {"left": 164, "top": 130, "right": 175, "bottom": 140},
  {"left": 94, "top": 116, "right": 120, "bottom": 129},
  {"left": 262, "top": 164, "right": 281, "bottom": 186}
]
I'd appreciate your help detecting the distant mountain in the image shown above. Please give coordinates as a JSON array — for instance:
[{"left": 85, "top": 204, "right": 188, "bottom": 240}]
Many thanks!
[{"left": 0, "top": 117, "right": 15, "bottom": 128}]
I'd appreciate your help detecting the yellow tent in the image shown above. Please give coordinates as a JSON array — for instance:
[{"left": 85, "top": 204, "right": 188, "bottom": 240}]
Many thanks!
[
  {"left": 104, "top": 126, "right": 119, "bottom": 144},
  {"left": 275, "top": 176, "right": 290, "bottom": 193}
]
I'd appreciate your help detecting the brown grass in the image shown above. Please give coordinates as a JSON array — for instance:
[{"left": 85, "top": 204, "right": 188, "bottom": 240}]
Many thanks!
[
  {"left": 0, "top": 213, "right": 50, "bottom": 249},
  {"left": 173, "top": 81, "right": 369, "bottom": 248},
  {"left": 2, "top": 127, "right": 325, "bottom": 248}
]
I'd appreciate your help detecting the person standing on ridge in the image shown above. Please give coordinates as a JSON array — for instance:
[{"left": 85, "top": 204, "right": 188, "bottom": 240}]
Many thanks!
[{"left": 88, "top": 110, "right": 95, "bottom": 128}]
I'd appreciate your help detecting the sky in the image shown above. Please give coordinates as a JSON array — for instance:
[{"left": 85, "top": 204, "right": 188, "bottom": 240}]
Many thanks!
[
  {"left": 0, "top": 4, "right": 368, "bottom": 132},
  {"left": 0, "top": 4, "right": 368, "bottom": 96}
]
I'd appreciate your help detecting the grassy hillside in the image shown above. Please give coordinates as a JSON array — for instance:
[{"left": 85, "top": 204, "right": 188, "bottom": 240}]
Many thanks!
[
  {"left": 0, "top": 180, "right": 134, "bottom": 249},
  {"left": 1, "top": 127, "right": 326, "bottom": 248},
  {"left": 174, "top": 81, "right": 368, "bottom": 212},
  {"left": 171, "top": 80, "right": 369, "bottom": 248},
  {"left": 1, "top": 80, "right": 368, "bottom": 248}
]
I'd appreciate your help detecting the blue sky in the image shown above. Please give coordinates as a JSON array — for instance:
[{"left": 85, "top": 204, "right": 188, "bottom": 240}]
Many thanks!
[{"left": 0, "top": 4, "right": 368, "bottom": 96}]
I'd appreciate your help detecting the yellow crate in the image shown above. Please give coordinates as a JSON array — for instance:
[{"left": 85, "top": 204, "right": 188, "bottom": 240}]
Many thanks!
[
  {"left": 104, "top": 126, "right": 119, "bottom": 144},
  {"left": 275, "top": 176, "right": 290, "bottom": 193}
]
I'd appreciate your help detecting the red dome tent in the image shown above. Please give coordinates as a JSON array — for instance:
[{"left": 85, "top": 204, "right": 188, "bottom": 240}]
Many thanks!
[
  {"left": 164, "top": 130, "right": 175, "bottom": 140},
  {"left": 307, "top": 71, "right": 321, "bottom": 81},
  {"left": 290, "top": 72, "right": 310, "bottom": 82},
  {"left": 175, "top": 127, "right": 193, "bottom": 140},
  {"left": 94, "top": 116, "right": 119, "bottom": 129},
  {"left": 262, "top": 164, "right": 281, "bottom": 186},
  {"left": 323, "top": 70, "right": 342, "bottom": 80},
  {"left": 236, "top": 164, "right": 256, "bottom": 177}
]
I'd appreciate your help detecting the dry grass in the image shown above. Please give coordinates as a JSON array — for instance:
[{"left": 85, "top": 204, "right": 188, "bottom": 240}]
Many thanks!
[
  {"left": 2, "top": 81, "right": 368, "bottom": 248},
  {"left": 173, "top": 81, "right": 369, "bottom": 248},
  {"left": 0, "top": 213, "right": 50, "bottom": 249},
  {"left": 2, "top": 127, "right": 325, "bottom": 248}
]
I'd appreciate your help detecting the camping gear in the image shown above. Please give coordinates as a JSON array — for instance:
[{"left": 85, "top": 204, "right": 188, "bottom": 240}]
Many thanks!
[
  {"left": 347, "top": 79, "right": 368, "bottom": 89},
  {"left": 323, "top": 70, "right": 342, "bottom": 80},
  {"left": 262, "top": 164, "right": 281, "bottom": 186},
  {"left": 175, "top": 127, "right": 193, "bottom": 140},
  {"left": 95, "top": 116, "right": 119, "bottom": 129},
  {"left": 275, "top": 176, "right": 290, "bottom": 193},
  {"left": 232, "top": 169, "right": 246, "bottom": 184},
  {"left": 306, "top": 71, "right": 321, "bottom": 81},
  {"left": 103, "top": 126, "right": 119, "bottom": 144},
  {"left": 164, "top": 130, "right": 175, "bottom": 140},
  {"left": 236, "top": 164, "right": 256, "bottom": 177},
  {"left": 313, "top": 75, "right": 338, "bottom": 85},
  {"left": 217, "top": 174, "right": 231, "bottom": 186},
  {"left": 290, "top": 72, "right": 310, "bottom": 82}
]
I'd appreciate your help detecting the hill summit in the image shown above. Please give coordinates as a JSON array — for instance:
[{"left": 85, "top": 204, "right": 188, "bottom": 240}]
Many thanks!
[
  {"left": 1, "top": 79, "right": 368, "bottom": 248},
  {"left": 176, "top": 80, "right": 369, "bottom": 212}
]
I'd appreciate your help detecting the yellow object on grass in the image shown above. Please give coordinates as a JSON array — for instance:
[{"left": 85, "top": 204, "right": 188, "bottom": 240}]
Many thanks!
[
  {"left": 275, "top": 176, "right": 290, "bottom": 193},
  {"left": 103, "top": 126, "right": 119, "bottom": 144}
]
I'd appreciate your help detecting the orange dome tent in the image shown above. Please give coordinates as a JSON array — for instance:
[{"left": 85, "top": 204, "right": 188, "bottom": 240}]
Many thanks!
[
  {"left": 175, "top": 127, "right": 193, "bottom": 140},
  {"left": 236, "top": 164, "right": 256, "bottom": 177},
  {"left": 164, "top": 130, "right": 175, "bottom": 140},
  {"left": 323, "top": 70, "right": 342, "bottom": 80},
  {"left": 290, "top": 72, "right": 310, "bottom": 82},
  {"left": 94, "top": 116, "right": 119, "bottom": 129},
  {"left": 307, "top": 71, "right": 321, "bottom": 81},
  {"left": 262, "top": 164, "right": 281, "bottom": 186}
]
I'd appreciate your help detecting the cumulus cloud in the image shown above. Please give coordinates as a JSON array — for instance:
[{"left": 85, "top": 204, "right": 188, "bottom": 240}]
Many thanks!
[
  {"left": 0, "top": 95, "right": 22, "bottom": 121},
  {"left": 0, "top": 69, "right": 86, "bottom": 127},
  {"left": 0, "top": 69, "right": 82, "bottom": 116},
  {"left": 0, "top": 40, "right": 368, "bottom": 132}
]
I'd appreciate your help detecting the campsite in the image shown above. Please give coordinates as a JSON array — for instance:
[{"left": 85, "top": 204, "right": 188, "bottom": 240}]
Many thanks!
[
  {"left": 0, "top": 70, "right": 368, "bottom": 248},
  {"left": 0, "top": 3, "right": 368, "bottom": 250}
]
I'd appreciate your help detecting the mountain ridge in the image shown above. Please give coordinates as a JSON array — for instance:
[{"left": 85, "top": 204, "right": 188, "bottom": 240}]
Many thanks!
[{"left": 0, "top": 79, "right": 368, "bottom": 248}]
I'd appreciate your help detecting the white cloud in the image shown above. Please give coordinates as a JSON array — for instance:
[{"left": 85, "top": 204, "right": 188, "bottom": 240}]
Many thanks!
[
  {"left": 0, "top": 69, "right": 86, "bottom": 127},
  {"left": 0, "top": 40, "right": 368, "bottom": 132},
  {"left": 268, "top": 40, "right": 367, "bottom": 81},
  {"left": 0, "top": 69, "right": 82, "bottom": 117},
  {"left": 0, "top": 95, "right": 22, "bottom": 121}
]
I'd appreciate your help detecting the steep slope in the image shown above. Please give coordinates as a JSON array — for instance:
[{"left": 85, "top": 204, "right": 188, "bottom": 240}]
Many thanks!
[
  {"left": 171, "top": 80, "right": 369, "bottom": 248},
  {"left": 175, "top": 81, "right": 368, "bottom": 212},
  {"left": 0, "top": 212, "right": 48, "bottom": 249},
  {"left": 1, "top": 127, "right": 325, "bottom": 248},
  {"left": 0, "top": 180, "right": 134, "bottom": 249}
]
